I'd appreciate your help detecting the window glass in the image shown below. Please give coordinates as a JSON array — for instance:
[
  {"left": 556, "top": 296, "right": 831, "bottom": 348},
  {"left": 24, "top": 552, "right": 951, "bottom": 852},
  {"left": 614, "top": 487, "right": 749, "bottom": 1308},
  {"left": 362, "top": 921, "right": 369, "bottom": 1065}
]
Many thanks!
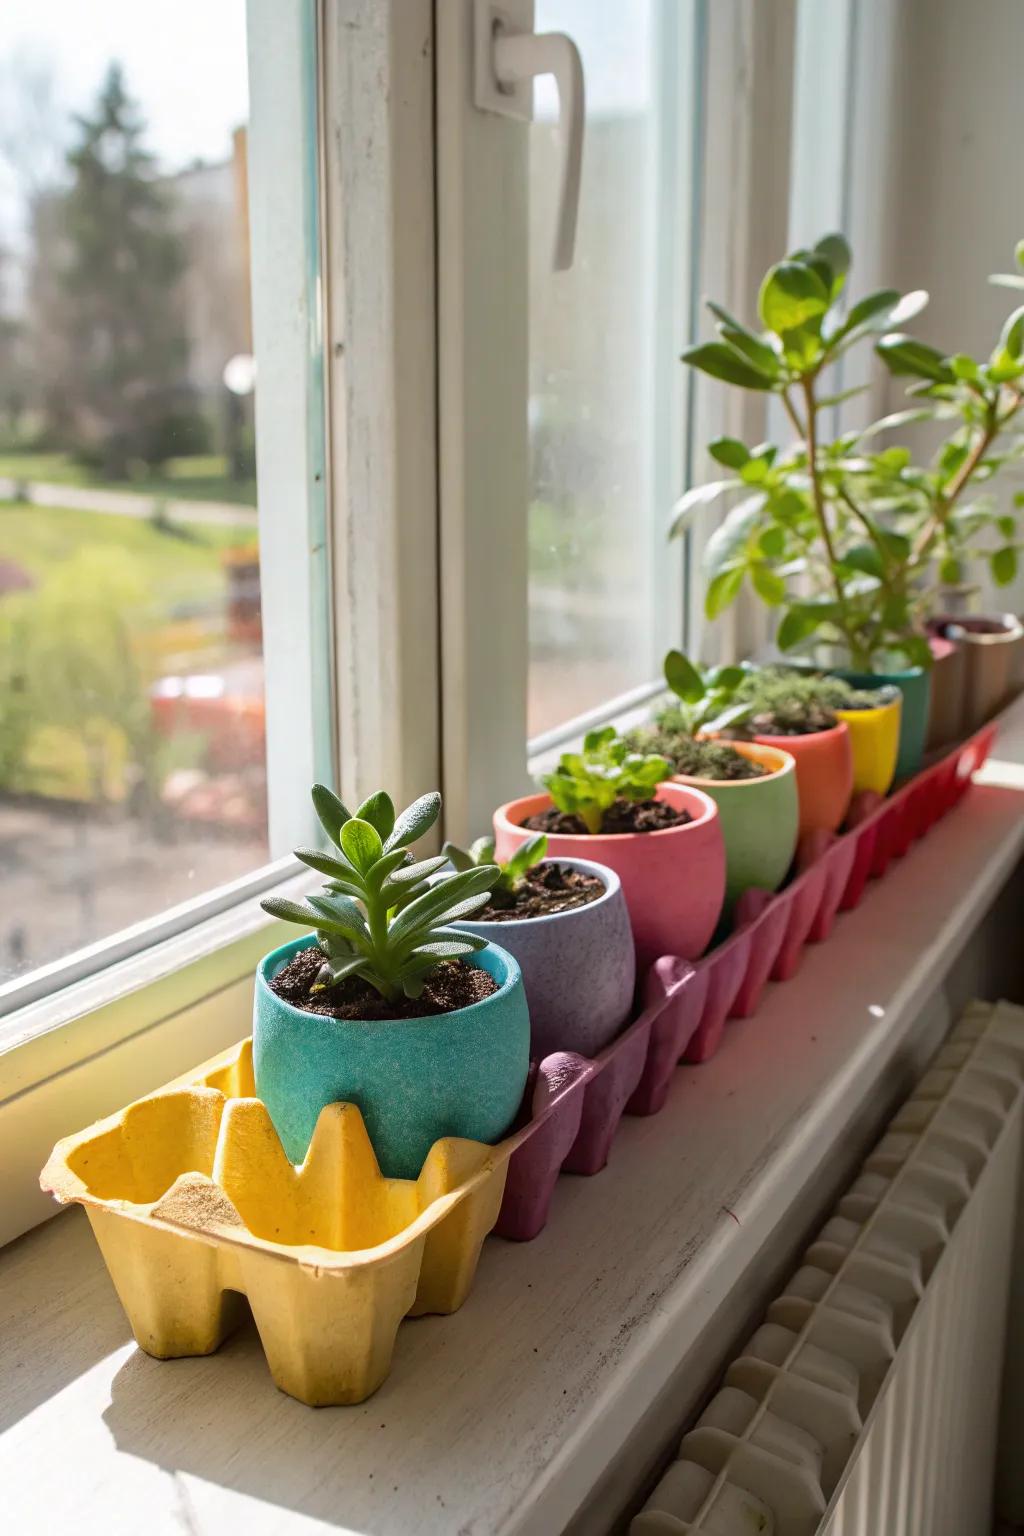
[
  {"left": 0, "top": 1, "right": 270, "bottom": 983},
  {"left": 527, "top": 0, "right": 692, "bottom": 738}
]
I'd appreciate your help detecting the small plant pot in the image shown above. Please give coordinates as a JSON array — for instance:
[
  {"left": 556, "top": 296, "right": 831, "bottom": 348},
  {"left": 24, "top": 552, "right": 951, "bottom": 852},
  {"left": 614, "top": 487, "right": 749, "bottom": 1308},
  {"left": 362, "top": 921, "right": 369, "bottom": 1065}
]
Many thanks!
[
  {"left": 493, "top": 783, "right": 725, "bottom": 971},
  {"left": 253, "top": 936, "right": 530, "bottom": 1179},
  {"left": 932, "top": 613, "right": 1024, "bottom": 734},
  {"left": 454, "top": 857, "right": 635, "bottom": 1060},
  {"left": 829, "top": 664, "right": 930, "bottom": 780},
  {"left": 834, "top": 687, "right": 902, "bottom": 797},
  {"left": 749, "top": 721, "right": 853, "bottom": 837},
  {"left": 671, "top": 741, "right": 798, "bottom": 909},
  {"left": 925, "top": 635, "right": 967, "bottom": 751}
]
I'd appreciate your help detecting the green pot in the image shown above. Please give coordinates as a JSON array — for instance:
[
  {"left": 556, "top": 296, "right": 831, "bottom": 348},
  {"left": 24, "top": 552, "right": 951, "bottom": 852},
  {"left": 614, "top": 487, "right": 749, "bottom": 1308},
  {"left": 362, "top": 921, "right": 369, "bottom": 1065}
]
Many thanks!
[
  {"left": 830, "top": 664, "right": 930, "bottom": 780},
  {"left": 253, "top": 935, "right": 530, "bottom": 1178},
  {"left": 673, "top": 740, "right": 799, "bottom": 909}
]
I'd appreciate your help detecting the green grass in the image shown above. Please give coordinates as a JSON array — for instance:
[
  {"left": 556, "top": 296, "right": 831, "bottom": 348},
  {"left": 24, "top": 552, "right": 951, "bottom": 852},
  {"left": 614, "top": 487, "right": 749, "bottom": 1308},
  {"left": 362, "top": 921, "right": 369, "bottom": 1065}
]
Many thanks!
[
  {"left": 0, "top": 500, "right": 256, "bottom": 622},
  {"left": 0, "top": 450, "right": 257, "bottom": 508}
]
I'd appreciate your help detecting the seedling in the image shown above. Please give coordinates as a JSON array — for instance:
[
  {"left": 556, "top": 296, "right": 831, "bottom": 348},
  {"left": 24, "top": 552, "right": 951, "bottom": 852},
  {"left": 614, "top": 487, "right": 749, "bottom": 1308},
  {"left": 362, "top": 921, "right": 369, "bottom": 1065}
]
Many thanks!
[
  {"left": 659, "top": 649, "right": 755, "bottom": 735},
  {"left": 262, "top": 785, "right": 499, "bottom": 1002},
  {"left": 541, "top": 726, "right": 668, "bottom": 834},
  {"left": 730, "top": 668, "right": 884, "bottom": 736},
  {"left": 442, "top": 832, "right": 549, "bottom": 896}
]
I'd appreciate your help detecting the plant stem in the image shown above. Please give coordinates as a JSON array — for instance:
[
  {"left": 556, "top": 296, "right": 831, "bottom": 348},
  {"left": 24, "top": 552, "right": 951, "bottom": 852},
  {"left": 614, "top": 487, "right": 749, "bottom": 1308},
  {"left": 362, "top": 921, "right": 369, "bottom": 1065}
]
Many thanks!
[
  {"left": 912, "top": 387, "right": 1023, "bottom": 564},
  {"left": 799, "top": 375, "right": 857, "bottom": 656}
]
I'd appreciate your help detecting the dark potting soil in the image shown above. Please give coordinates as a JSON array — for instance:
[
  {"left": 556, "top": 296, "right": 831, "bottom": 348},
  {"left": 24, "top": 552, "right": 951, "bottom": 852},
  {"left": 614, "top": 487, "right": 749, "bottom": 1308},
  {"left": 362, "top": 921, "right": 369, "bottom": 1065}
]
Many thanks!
[
  {"left": 477, "top": 861, "right": 605, "bottom": 920},
  {"left": 523, "top": 798, "right": 692, "bottom": 837},
  {"left": 666, "top": 738, "right": 767, "bottom": 781},
  {"left": 269, "top": 948, "right": 498, "bottom": 1020}
]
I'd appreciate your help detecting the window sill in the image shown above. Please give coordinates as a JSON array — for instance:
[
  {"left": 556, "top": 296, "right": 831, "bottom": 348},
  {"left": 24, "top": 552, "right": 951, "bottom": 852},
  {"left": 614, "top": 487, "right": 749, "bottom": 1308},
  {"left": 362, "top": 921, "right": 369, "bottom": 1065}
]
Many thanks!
[{"left": 2, "top": 700, "right": 1022, "bottom": 1536}]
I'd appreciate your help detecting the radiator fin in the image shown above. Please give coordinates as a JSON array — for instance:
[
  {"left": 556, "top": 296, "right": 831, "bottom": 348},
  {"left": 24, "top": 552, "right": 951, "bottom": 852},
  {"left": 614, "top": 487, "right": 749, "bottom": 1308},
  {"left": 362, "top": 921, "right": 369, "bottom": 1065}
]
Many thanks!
[{"left": 631, "top": 999, "right": 1024, "bottom": 1536}]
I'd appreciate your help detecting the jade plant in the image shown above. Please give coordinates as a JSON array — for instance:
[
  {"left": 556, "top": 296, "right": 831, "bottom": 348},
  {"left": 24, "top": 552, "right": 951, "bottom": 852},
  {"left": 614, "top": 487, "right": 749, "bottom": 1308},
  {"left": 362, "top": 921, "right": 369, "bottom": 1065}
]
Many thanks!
[
  {"left": 624, "top": 652, "right": 765, "bottom": 780},
  {"left": 541, "top": 727, "right": 668, "bottom": 833},
  {"left": 671, "top": 233, "right": 1024, "bottom": 669},
  {"left": 442, "top": 831, "right": 549, "bottom": 896},
  {"left": 262, "top": 785, "right": 499, "bottom": 1002}
]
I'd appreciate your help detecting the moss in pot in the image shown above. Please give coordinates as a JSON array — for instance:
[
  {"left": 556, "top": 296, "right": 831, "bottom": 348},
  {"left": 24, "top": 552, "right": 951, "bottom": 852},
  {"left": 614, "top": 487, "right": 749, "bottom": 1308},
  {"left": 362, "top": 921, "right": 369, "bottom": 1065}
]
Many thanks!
[
  {"left": 493, "top": 726, "right": 726, "bottom": 971},
  {"left": 441, "top": 832, "right": 636, "bottom": 1060},
  {"left": 254, "top": 784, "right": 530, "bottom": 1178}
]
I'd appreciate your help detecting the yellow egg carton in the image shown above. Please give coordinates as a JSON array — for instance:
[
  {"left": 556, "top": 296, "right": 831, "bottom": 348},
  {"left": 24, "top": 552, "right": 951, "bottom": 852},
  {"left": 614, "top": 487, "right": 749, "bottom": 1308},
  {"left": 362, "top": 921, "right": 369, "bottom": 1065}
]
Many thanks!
[{"left": 40, "top": 1038, "right": 511, "bottom": 1406}]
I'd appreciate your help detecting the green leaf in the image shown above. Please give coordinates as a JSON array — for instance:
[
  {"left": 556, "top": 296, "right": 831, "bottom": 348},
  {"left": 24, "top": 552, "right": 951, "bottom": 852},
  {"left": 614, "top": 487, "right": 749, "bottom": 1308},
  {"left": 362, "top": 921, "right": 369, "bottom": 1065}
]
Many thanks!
[
  {"left": 669, "top": 478, "right": 739, "bottom": 540},
  {"left": 314, "top": 953, "right": 369, "bottom": 992},
  {"left": 992, "top": 546, "right": 1018, "bottom": 585},
  {"left": 664, "top": 649, "right": 705, "bottom": 703},
  {"left": 876, "top": 334, "right": 953, "bottom": 382},
  {"left": 706, "top": 302, "right": 781, "bottom": 375},
  {"left": 469, "top": 835, "right": 496, "bottom": 865},
  {"left": 758, "top": 260, "right": 830, "bottom": 335},
  {"left": 293, "top": 846, "right": 354, "bottom": 881},
  {"left": 260, "top": 897, "right": 322, "bottom": 929},
  {"left": 950, "top": 353, "right": 981, "bottom": 383},
  {"left": 1017, "top": 239, "right": 1024, "bottom": 272},
  {"left": 705, "top": 566, "right": 744, "bottom": 619},
  {"left": 758, "top": 526, "right": 786, "bottom": 559},
  {"left": 776, "top": 605, "right": 823, "bottom": 651},
  {"left": 939, "top": 557, "right": 963, "bottom": 585},
  {"left": 355, "top": 791, "right": 396, "bottom": 841},
  {"left": 704, "top": 494, "right": 765, "bottom": 580},
  {"left": 306, "top": 894, "right": 371, "bottom": 947},
  {"left": 708, "top": 437, "right": 750, "bottom": 469},
  {"left": 504, "top": 834, "right": 547, "bottom": 884},
  {"left": 680, "top": 342, "right": 775, "bottom": 390},
  {"left": 886, "top": 290, "right": 929, "bottom": 326},
  {"left": 1000, "top": 306, "right": 1024, "bottom": 359},
  {"left": 750, "top": 563, "right": 786, "bottom": 605},
  {"left": 813, "top": 232, "right": 851, "bottom": 297},
  {"left": 841, "top": 544, "right": 884, "bottom": 579},
  {"left": 311, "top": 784, "right": 351, "bottom": 848},
  {"left": 340, "top": 817, "right": 383, "bottom": 875},
  {"left": 441, "top": 841, "right": 475, "bottom": 873},
  {"left": 997, "top": 515, "right": 1017, "bottom": 538},
  {"left": 384, "top": 791, "right": 442, "bottom": 852},
  {"left": 839, "top": 288, "right": 900, "bottom": 335},
  {"left": 706, "top": 663, "right": 747, "bottom": 691},
  {"left": 388, "top": 866, "right": 499, "bottom": 945}
]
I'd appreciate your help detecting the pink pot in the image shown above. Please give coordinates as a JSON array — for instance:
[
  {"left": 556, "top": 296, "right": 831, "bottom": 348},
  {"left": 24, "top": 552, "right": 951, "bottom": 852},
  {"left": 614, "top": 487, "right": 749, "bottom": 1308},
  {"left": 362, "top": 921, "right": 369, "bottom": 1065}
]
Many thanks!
[
  {"left": 493, "top": 783, "right": 726, "bottom": 972},
  {"left": 752, "top": 721, "right": 853, "bottom": 836}
]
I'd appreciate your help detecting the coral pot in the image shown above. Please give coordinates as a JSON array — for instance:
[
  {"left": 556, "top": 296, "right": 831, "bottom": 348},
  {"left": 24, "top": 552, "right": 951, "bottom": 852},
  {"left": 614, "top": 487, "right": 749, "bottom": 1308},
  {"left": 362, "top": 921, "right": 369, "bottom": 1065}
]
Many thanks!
[
  {"left": 493, "top": 783, "right": 725, "bottom": 972},
  {"left": 672, "top": 742, "right": 798, "bottom": 909},
  {"left": 834, "top": 689, "right": 902, "bottom": 797},
  {"left": 925, "top": 635, "right": 966, "bottom": 751},
  {"left": 830, "top": 664, "right": 930, "bottom": 780},
  {"left": 253, "top": 936, "right": 530, "bottom": 1179},
  {"left": 455, "top": 857, "right": 635, "bottom": 1060},
  {"left": 751, "top": 722, "right": 852, "bottom": 836},
  {"left": 934, "top": 614, "right": 1024, "bottom": 734}
]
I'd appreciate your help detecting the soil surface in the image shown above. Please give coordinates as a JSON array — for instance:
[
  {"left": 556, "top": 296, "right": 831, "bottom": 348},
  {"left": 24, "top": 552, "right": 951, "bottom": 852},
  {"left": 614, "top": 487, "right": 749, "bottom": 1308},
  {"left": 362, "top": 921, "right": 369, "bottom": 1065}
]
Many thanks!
[
  {"left": 269, "top": 948, "right": 498, "bottom": 1020},
  {"left": 523, "top": 798, "right": 692, "bottom": 836},
  {"left": 477, "top": 861, "right": 605, "bottom": 920},
  {"left": 665, "top": 738, "right": 767, "bottom": 780}
]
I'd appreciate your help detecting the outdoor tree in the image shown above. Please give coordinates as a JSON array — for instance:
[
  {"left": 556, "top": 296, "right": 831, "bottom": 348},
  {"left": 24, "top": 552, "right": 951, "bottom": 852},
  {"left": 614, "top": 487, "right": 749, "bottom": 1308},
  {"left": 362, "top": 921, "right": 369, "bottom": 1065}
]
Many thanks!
[{"left": 56, "top": 63, "right": 190, "bottom": 476}]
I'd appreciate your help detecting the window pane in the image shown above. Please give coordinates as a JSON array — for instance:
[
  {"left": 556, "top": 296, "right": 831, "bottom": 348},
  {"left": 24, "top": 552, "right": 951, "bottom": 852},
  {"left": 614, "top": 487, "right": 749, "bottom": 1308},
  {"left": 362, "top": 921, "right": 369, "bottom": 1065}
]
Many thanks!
[
  {"left": 0, "top": 2, "right": 275, "bottom": 983},
  {"left": 527, "top": 0, "right": 693, "bottom": 738}
]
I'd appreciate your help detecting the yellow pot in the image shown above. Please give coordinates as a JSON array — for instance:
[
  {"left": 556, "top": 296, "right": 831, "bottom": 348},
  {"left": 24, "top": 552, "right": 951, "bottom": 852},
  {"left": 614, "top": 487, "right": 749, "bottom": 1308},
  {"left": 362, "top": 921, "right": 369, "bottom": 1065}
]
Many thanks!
[{"left": 835, "top": 690, "right": 902, "bottom": 796}]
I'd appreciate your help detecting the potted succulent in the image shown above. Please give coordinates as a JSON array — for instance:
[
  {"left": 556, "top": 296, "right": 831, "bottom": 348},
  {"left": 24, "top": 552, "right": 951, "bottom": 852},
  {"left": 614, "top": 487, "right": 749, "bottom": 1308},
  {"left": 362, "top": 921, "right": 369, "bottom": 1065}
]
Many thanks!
[
  {"left": 493, "top": 726, "right": 726, "bottom": 971},
  {"left": 750, "top": 665, "right": 903, "bottom": 795},
  {"left": 670, "top": 232, "right": 934, "bottom": 775},
  {"left": 625, "top": 651, "right": 799, "bottom": 908},
  {"left": 441, "top": 832, "right": 635, "bottom": 1060},
  {"left": 257, "top": 784, "right": 530, "bottom": 1179}
]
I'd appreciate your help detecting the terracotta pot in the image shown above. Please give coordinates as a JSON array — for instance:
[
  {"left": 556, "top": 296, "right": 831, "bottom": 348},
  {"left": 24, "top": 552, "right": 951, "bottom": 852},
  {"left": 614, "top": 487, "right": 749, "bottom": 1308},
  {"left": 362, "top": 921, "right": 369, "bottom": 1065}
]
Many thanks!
[
  {"left": 925, "top": 635, "right": 967, "bottom": 751},
  {"left": 493, "top": 782, "right": 726, "bottom": 971},
  {"left": 930, "top": 613, "right": 1024, "bottom": 733},
  {"left": 834, "top": 688, "right": 902, "bottom": 796},
  {"left": 454, "top": 857, "right": 636, "bottom": 1060},
  {"left": 671, "top": 741, "right": 798, "bottom": 910},
  {"left": 750, "top": 721, "right": 853, "bottom": 836},
  {"left": 830, "top": 664, "right": 930, "bottom": 780}
]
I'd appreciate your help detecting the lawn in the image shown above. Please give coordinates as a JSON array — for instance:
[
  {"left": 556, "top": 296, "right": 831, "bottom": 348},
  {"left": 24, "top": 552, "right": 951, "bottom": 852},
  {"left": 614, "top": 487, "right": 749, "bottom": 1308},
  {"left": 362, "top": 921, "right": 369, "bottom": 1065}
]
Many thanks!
[
  {"left": 0, "top": 450, "right": 257, "bottom": 508},
  {"left": 0, "top": 499, "right": 256, "bottom": 621}
]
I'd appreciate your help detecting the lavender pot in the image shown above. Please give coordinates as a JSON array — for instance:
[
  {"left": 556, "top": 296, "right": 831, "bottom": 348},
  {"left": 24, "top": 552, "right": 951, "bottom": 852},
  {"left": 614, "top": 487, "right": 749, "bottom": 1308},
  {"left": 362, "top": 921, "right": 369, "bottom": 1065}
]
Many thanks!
[{"left": 454, "top": 857, "right": 636, "bottom": 1061}]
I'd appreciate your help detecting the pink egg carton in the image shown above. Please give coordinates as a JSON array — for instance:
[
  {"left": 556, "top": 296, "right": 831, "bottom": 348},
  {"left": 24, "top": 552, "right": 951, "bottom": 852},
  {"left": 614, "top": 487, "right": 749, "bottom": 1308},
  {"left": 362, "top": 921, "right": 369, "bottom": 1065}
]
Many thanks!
[{"left": 493, "top": 717, "right": 999, "bottom": 1242}]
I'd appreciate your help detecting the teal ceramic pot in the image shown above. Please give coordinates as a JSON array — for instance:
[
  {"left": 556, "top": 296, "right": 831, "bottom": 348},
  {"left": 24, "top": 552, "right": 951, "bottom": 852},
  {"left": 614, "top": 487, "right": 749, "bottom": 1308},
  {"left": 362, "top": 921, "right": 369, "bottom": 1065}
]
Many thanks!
[
  {"left": 831, "top": 664, "right": 930, "bottom": 780},
  {"left": 253, "top": 935, "right": 530, "bottom": 1178}
]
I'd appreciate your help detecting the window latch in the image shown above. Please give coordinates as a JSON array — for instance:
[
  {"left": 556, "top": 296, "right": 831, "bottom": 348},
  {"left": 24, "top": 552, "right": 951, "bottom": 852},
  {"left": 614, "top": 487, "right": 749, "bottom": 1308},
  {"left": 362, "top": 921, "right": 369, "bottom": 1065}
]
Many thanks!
[{"left": 472, "top": 0, "right": 585, "bottom": 272}]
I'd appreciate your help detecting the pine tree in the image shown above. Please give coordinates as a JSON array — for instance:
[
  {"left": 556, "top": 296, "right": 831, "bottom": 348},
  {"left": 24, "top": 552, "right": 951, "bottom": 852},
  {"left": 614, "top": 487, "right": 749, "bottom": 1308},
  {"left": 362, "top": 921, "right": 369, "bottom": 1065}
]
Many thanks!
[{"left": 58, "top": 63, "right": 189, "bottom": 476}]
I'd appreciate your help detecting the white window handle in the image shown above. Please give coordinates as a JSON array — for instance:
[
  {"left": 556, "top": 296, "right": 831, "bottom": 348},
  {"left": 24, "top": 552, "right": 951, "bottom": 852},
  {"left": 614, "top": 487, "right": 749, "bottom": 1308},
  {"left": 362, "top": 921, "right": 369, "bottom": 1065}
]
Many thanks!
[{"left": 473, "top": 1, "right": 585, "bottom": 271}]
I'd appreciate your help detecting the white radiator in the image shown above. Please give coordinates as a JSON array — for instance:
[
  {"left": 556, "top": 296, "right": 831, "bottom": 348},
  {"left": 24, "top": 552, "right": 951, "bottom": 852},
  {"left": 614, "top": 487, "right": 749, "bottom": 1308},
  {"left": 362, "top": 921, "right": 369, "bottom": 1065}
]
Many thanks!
[{"left": 631, "top": 998, "right": 1024, "bottom": 1536}]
